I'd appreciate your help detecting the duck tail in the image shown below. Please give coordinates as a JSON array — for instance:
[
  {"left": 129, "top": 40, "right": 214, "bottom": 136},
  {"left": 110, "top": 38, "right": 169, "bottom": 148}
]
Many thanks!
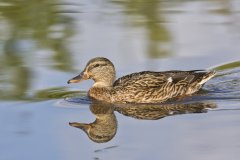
[{"left": 199, "top": 70, "right": 216, "bottom": 85}]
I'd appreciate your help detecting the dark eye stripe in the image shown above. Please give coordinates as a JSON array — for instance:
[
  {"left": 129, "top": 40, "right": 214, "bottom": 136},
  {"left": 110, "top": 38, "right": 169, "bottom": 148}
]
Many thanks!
[
  {"left": 94, "top": 64, "right": 100, "bottom": 68},
  {"left": 88, "top": 63, "right": 107, "bottom": 71}
]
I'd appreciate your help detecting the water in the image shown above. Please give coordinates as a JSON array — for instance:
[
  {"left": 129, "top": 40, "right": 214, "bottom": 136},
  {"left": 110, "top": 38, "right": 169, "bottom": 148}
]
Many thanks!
[{"left": 0, "top": 0, "right": 240, "bottom": 160}]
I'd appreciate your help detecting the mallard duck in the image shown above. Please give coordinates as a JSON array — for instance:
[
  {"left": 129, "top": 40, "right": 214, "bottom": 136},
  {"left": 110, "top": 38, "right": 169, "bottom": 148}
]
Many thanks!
[{"left": 67, "top": 57, "right": 216, "bottom": 103}]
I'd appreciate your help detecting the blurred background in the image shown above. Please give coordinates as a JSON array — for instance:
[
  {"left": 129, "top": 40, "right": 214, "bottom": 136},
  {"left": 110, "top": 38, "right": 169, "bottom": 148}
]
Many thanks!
[{"left": 0, "top": 0, "right": 240, "bottom": 160}]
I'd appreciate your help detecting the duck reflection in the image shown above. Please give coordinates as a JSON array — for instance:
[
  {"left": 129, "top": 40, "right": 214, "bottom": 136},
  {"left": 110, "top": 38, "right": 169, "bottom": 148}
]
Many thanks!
[
  {"left": 69, "top": 101, "right": 216, "bottom": 143},
  {"left": 114, "top": 102, "right": 216, "bottom": 120},
  {"left": 69, "top": 103, "right": 117, "bottom": 143}
]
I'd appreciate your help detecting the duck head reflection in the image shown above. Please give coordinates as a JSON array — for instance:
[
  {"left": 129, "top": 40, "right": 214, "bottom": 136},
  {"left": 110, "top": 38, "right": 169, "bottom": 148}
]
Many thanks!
[
  {"left": 69, "top": 103, "right": 117, "bottom": 143},
  {"left": 69, "top": 101, "right": 216, "bottom": 143}
]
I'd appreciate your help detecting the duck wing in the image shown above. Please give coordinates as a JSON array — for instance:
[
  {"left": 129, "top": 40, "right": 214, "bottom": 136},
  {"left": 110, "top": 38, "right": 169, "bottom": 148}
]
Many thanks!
[
  {"left": 113, "top": 70, "right": 213, "bottom": 87},
  {"left": 113, "top": 71, "right": 167, "bottom": 88},
  {"left": 112, "top": 70, "right": 215, "bottom": 103},
  {"left": 161, "top": 70, "right": 215, "bottom": 84}
]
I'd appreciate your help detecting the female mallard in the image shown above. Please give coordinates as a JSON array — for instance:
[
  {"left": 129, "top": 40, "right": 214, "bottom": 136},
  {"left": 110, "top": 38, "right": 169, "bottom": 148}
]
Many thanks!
[{"left": 68, "top": 57, "right": 215, "bottom": 103}]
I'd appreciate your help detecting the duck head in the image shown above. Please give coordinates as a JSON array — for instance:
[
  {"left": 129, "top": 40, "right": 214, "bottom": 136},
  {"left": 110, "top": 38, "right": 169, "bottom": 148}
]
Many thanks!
[{"left": 68, "top": 57, "right": 116, "bottom": 87}]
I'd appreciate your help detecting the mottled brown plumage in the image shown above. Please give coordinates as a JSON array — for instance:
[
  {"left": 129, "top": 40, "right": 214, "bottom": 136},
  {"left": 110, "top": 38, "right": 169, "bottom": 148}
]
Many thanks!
[{"left": 68, "top": 57, "right": 216, "bottom": 103}]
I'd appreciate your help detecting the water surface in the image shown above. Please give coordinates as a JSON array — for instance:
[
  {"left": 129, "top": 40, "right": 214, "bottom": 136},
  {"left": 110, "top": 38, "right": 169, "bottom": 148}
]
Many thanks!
[{"left": 0, "top": 0, "right": 240, "bottom": 160}]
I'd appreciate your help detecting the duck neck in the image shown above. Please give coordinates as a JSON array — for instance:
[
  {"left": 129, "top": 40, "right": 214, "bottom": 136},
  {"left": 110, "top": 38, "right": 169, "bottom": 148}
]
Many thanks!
[
  {"left": 89, "top": 74, "right": 115, "bottom": 102},
  {"left": 92, "top": 81, "right": 113, "bottom": 88},
  {"left": 92, "top": 73, "right": 115, "bottom": 88},
  {"left": 89, "top": 83, "right": 113, "bottom": 103},
  {"left": 92, "top": 69, "right": 115, "bottom": 88}
]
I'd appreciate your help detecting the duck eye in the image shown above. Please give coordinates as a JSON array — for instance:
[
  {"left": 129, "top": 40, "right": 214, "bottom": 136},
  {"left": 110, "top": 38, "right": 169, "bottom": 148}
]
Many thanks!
[
  {"left": 89, "top": 64, "right": 100, "bottom": 71},
  {"left": 94, "top": 64, "right": 100, "bottom": 68}
]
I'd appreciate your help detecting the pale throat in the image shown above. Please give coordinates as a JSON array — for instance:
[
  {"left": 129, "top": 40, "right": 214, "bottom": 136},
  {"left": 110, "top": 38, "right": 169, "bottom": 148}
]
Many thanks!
[
  {"left": 93, "top": 82, "right": 111, "bottom": 87},
  {"left": 92, "top": 74, "right": 115, "bottom": 88}
]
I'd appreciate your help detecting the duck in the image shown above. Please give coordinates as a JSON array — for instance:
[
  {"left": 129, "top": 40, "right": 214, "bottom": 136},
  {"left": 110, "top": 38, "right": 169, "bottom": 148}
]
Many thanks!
[{"left": 67, "top": 57, "right": 216, "bottom": 103}]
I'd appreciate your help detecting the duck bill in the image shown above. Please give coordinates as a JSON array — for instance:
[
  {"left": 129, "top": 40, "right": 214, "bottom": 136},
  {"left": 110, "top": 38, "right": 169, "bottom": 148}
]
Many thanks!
[
  {"left": 69, "top": 122, "right": 90, "bottom": 132},
  {"left": 67, "top": 72, "right": 88, "bottom": 84}
]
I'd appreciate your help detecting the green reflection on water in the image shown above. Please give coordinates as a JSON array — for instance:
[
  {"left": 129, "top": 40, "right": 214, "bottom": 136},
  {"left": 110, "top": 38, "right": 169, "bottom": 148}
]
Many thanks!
[
  {"left": 0, "top": 0, "right": 74, "bottom": 70},
  {"left": 111, "top": 0, "right": 172, "bottom": 58},
  {"left": 110, "top": 0, "right": 238, "bottom": 58},
  {"left": 213, "top": 61, "right": 240, "bottom": 71},
  {"left": 0, "top": 0, "right": 75, "bottom": 100},
  {"left": 34, "top": 87, "right": 82, "bottom": 100}
]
